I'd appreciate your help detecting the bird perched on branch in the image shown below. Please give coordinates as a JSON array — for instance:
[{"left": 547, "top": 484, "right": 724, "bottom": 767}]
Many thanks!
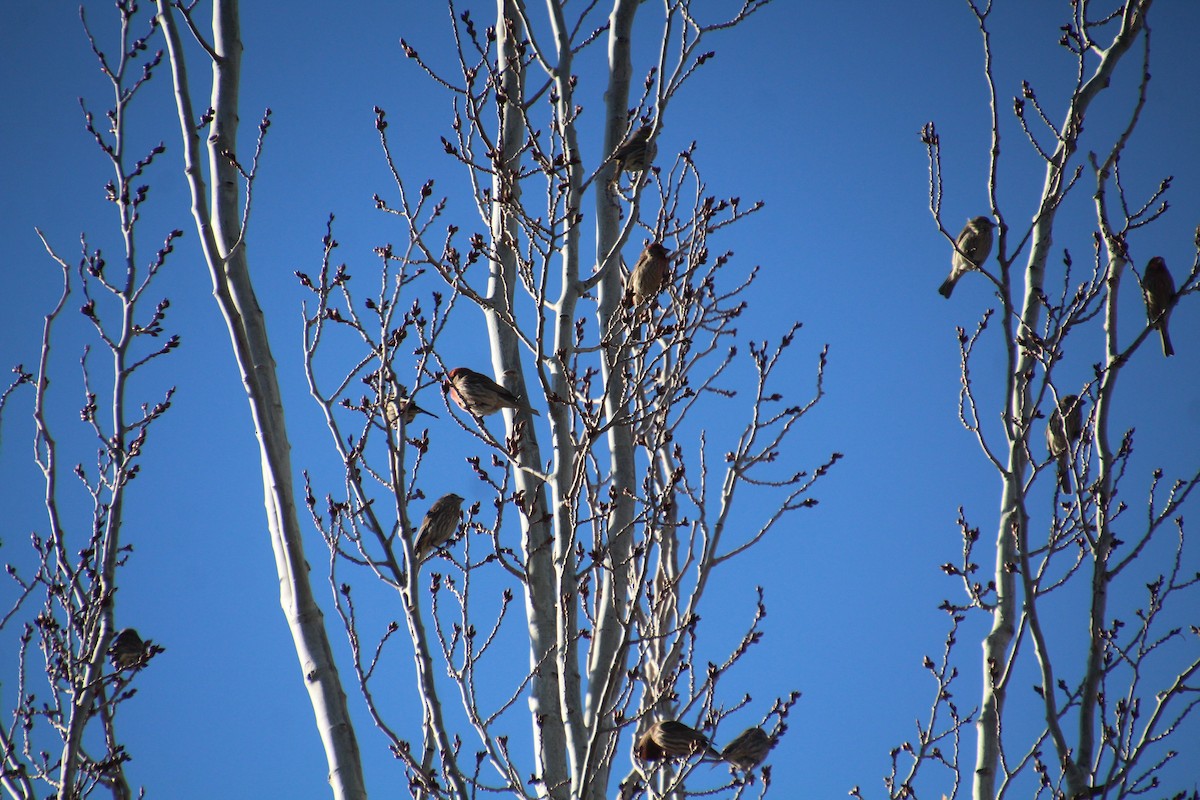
[
  {"left": 626, "top": 242, "right": 671, "bottom": 311},
  {"left": 939, "top": 216, "right": 995, "bottom": 298},
  {"left": 414, "top": 493, "right": 465, "bottom": 562},
  {"left": 108, "top": 628, "right": 146, "bottom": 670},
  {"left": 612, "top": 125, "right": 656, "bottom": 176},
  {"left": 382, "top": 395, "right": 438, "bottom": 427},
  {"left": 446, "top": 367, "right": 539, "bottom": 417},
  {"left": 634, "top": 719, "right": 719, "bottom": 761},
  {"left": 1142, "top": 256, "right": 1176, "bottom": 357},
  {"left": 720, "top": 726, "right": 776, "bottom": 771},
  {"left": 1046, "top": 394, "right": 1083, "bottom": 493}
]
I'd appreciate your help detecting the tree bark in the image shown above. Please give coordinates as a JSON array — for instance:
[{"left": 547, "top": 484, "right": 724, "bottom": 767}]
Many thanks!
[
  {"left": 489, "top": 2, "right": 566, "bottom": 796},
  {"left": 156, "top": 2, "right": 367, "bottom": 797},
  {"left": 584, "top": 3, "right": 640, "bottom": 797},
  {"left": 973, "top": 6, "right": 1150, "bottom": 799}
]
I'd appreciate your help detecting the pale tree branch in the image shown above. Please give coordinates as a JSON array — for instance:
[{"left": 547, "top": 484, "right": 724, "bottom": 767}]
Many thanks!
[
  {"left": 304, "top": 2, "right": 828, "bottom": 799},
  {"left": 154, "top": 1, "right": 367, "bottom": 797},
  {"left": 895, "top": 3, "right": 1199, "bottom": 800},
  {"left": 3, "top": 6, "right": 175, "bottom": 795}
]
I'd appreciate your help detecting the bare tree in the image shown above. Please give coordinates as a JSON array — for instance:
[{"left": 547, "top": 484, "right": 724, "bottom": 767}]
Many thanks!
[
  {"left": 0, "top": 5, "right": 173, "bottom": 797},
  {"left": 151, "top": 1, "right": 369, "bottom": 797},
  {"left": 297, "top": 1, "right": 833, "bottom": 798},
  {"left": 860, "top": 3, "right": 1200, "bottom": 799},
  {"left": 79, "top": 0, "right": 834, "bottom": 798}
]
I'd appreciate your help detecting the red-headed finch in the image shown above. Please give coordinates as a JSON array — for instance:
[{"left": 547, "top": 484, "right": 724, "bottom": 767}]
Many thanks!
[
  {"left": 1046, "top": 394, "right": 1083, "bottom": 493},
  {"left": 627, "top": 242, "right": 670, "bottom": 310},
  {"left": 446, "top": 367, "right": 539, "bottom": 417},
  {"left": 720, "top": 726, "right": 776, "bottom": 771},
  {"left": 1143, "top": 256, "right": 1176, "bottom": 357},
  {"left": 414, "top": 493, "right": 465, "bottom": 562},
  {"left": 613, "top": 125, "right": 656, "bottom": 175},
  {"left": 382, "top": 395, "right": 438, "bottom": 427},
  {"left": 939, "top": 216, "right": 995, "bottom": 298},
  {"left": 108, "top": 628, "right": 145, "bottom": 670},
  {"left": 635, "top": 719, "right": 719, "bottom": 761}
]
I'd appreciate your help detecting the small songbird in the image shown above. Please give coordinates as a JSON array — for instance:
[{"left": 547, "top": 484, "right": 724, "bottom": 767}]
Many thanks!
[
  {"left": 1142, "top": 256, "right": 1176, "bottom": 357},
  {"left": 719, "top": 726, "right": 776, "bottom": 771},
  {"left": 634, "top": 719, "right": 719, "bottom": 762},
  {"left": 939, "top": 216, "right": 995, "bottom": 298},
  {"left": 1045, "top": 394, "right": 1083, "bottom": 493},
  {"left": 414, "top": 493, "right": 465, "bottom": 562},
  {"left": 382, "top": 395, "right": 438, "bottom": 427},
  {"left": 612, "top": 125, "right": 656, "bottom": 176},
  {"left": 446, "top": 367, "right": 539, "bottom": 417},
  {"left": 108, "top": 628, "right": 145, "bottom": 670},
  {"left": 626, "top": 242, "right": 671, "bottom": 310}
]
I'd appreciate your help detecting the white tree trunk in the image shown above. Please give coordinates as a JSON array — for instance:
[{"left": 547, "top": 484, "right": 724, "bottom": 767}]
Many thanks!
[
  {"left": 156, "top": 2, "right": 367, "bottom": 797},
  {"left": 584, "top": 3, "right": 640, "bottom": 798},
  {"left": 489, "top": 3, "right": 569, "bottom": 796},
  {"left": 974, "top": 6, "right": 1151, "bottom": 799}
]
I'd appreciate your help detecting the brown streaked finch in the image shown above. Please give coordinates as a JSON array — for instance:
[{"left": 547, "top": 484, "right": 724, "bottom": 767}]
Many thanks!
[
  {"left": 612, "top": 125, "right": 656, "bottom": 176},
  {"left": 414, "top": 493, "right": 465, "bottom": 562},
  {"left": 720, "top": 726, "right": 776, "bottom": 771},
  {"left": 1046, "top": 394, "right": 1083, "bottom": 493},
  {"left": 939, "top": 216, "right": 995, "bottom": 298},
  {"left": 446, "top": 367, "right": 539, "bottom": 417},
  {"left": 634, "top": 719, "right": 720, "bottom": 761},
  {"left": 626, "top": 242, "right": 671, "bottom": 311},
  {"left": 108, "top": 628, "right": 145, "bottom": 670},
  {"left": 382, "top": 395, "right": 438, "bottom": 427},
  {"left": 1142, "top": 256, "right": 1176, "bottom": 357}
]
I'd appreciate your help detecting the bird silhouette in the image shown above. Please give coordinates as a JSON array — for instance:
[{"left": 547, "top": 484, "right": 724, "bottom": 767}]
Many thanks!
[{"left": 939, "top": 216, "right": 995, "bottom": 298}]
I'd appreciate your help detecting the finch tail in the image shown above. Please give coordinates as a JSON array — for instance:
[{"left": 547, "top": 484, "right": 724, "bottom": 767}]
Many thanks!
[
  {"left": 1160, "top": 325, "right": 1175, "bottom": 357},
  {"left": 1057, "top": 455, "right": 1072, "bottom": 494},
  {"left": 937, "top": 277, "right": 956, "bottom": 298}
]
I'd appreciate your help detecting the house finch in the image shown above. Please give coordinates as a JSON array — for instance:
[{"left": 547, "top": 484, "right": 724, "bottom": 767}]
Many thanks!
[
  {"left": 1142, "top": 256, "right": 1176, "bottom": 357},
  {"left": 446, "top": 367, "right": 539, "bottom": 417},
  {"left": 1045, "top": 394, "right": 1082, "bottom": 493},
  {"left": 108, "top": 628, "right": 145, "bottom": 670},
  {"left": 626, "top": 242, "right": 670, "bottom": 309},
  {"left": 720, "top": 726, "right": 776, "bottom": 771},
  {"left": 413, "top": 493, "right": 465, "bottom": 562},
  {"left": 938, "top": 216, "right": 995, "bottom": 298},
  {"left": 612, "top": 125, "right": 656, "bottom": 175},
  {"left": 634, "top": 719, "right": 719, "bottom": 761},
  {"left": 382, "top": 395, "right": 438, "bottom": 427}
]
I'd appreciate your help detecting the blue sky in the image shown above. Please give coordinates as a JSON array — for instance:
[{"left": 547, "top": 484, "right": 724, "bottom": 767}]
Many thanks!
[{"left": 2, "top": 2, "right": 1199, "bottom": 798}]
